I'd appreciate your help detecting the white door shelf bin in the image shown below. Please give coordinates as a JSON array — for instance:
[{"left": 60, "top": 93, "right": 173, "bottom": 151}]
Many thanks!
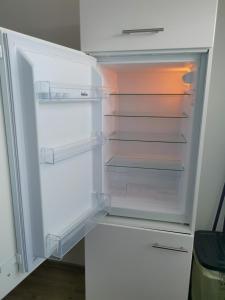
[
  {"left": 35, "top": 81, "right": 106, "bottom": 102},
  {"left": 40, "top": 136, "right": 104, "bottom": 164},
  {"left": 46, "top": 193, "right": 109, "bottom": 258}
]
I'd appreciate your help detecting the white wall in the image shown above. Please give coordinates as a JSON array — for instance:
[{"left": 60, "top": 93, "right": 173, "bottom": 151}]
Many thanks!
[{"left": 0, "top": 0, "right": 80, "bottom": 49}]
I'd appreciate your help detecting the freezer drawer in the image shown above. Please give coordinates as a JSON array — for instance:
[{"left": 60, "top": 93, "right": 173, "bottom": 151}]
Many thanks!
[
  {"left": 85, "top": 223, "right": 193, "bottom": 300},
  {"left": 80, "top": 0, "right": 218, "bottom": 52}
]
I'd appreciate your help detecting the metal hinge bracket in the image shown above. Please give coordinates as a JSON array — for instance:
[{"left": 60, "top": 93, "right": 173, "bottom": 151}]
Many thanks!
[
  {"left": 0, "top": 45, "right": 3, "bottom": 58},
  {"left": 15, "top": 253, "right": 23, "bottom": 267},
  {"left": 92, "top": 192, "right": 111, "bottom": 210}
]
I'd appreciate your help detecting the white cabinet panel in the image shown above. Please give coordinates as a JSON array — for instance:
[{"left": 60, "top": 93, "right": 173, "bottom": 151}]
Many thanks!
[
  {"left": 85, "top": 224, "right": 193, "bottom": 300},
  {"left": 80, "top": 0, "right": 218, "bottom": 52}
]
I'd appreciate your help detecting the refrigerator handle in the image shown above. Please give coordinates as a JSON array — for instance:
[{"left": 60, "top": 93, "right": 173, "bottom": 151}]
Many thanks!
[{"left": 122, "top": 28, "right": 164, "bottom": 35}]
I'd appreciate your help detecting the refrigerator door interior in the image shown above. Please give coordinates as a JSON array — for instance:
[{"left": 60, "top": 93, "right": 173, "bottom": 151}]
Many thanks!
[{"left": 0, "top": 29, "right": 107, "bottom": 273}]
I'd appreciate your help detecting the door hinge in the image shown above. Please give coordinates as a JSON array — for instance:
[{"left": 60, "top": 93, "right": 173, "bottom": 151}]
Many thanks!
[
  {"left": 0, "top": 45, "right": 3, "bottom": 58},
  {"left": 92, "top": 192, "right": 111, "bottom": 210},
  {"left": 15, "top": 253, "right": 23, "bottom": 266}
]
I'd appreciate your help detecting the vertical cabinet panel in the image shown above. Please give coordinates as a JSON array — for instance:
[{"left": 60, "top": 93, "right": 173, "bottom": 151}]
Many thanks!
[{"left": 86, "top": 224, "right": 193, "bottom": 300}]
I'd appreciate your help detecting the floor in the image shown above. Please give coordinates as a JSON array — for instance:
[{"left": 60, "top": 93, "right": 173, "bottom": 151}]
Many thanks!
[
  {"left": 4, "top": 261, "right": 85, "bottom": 300},
  {"left": 4, "top": 260, "right": 192, "bottom": 300}
]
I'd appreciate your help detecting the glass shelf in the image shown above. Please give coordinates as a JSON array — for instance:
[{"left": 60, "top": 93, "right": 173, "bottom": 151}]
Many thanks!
[
  {"left": 108, "top": 132, "right": 187, "bottom": 144},
  {"left": 110, "top": 93, "right": 191, "bottom": 96},
  {"left": 104, "top": 112, "right": 188, "bottom": 119},
  {"left": 105, "top": 156, "right": 184, "bottom": 171}
]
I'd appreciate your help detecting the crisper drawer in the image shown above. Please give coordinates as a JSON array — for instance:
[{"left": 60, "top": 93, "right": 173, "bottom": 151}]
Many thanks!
[
  {"left": 80, "top": 0, "right": 218, "bottom": 52},
  {"left": 85, "top": 223, "right": 193, "bottom": 300}
]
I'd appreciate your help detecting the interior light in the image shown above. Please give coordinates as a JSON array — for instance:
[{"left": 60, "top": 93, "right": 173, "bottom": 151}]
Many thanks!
[{"left": 183, "top": 72, "right": 194, "bottom": 84}]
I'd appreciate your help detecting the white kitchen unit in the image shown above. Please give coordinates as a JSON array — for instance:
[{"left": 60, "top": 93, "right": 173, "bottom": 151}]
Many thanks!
[
  {"left": 86, "top": 224, "right": 193, "bottom": 300},
  {"left": 80, "top": 0, "right": 225, "bottom": 300},
  {"left": 80, "top": 0, "right": 218, "bottom": 52},
  {"left": 0, "top": 0, "right": 225, "bottom": 299}
]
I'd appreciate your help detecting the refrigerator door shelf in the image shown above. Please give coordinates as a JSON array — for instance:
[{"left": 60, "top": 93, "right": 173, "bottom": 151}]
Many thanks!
[
  {"left": 45, "top": 192, "right": 110, "bottom": 258},
  {"left": 35, "top": 81, "right": 106, "bottom": 103},
  {"left": 40, "top": 135, "right": 104, "bottom": 164}
]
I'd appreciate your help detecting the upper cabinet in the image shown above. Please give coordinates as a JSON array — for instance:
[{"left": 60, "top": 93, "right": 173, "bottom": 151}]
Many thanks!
[{"left": 80, "top": 0, "right": 218, "bottom": 53}]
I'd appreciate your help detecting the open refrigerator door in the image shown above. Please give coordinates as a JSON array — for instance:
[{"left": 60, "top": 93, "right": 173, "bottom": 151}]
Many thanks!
[{"left": 0, "top": 28, "right": 109, "bottom": 273}]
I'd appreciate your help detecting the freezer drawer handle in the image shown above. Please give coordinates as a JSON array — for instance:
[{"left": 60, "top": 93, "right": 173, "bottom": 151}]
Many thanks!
[
  {"left": 122, "top": 28, "right": 164, "bottom": 35},
  {"left": 152, "top": 243, "right": 188, "bottom": 253}
]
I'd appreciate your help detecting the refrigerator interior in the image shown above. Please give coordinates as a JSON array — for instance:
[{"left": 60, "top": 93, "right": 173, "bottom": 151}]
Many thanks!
[{"left": 101, "top": 56, "right": 204, "bottom": 225}]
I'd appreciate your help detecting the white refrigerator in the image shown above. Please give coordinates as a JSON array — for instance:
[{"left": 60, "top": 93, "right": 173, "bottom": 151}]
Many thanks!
[{"left": 0, "top": 27, "right": 208, "bottom": 295}]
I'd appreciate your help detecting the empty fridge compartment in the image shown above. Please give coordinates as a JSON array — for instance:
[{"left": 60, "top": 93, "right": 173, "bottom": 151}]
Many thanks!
[
  {"left": 105, "top": 168, "right": 185, "bottom": 223},
  {"left": 106, "top": 92, "right": 193, "bottom": 116},
  {"left": 101, "top": 57, "right": 200, "bottom": 224}
]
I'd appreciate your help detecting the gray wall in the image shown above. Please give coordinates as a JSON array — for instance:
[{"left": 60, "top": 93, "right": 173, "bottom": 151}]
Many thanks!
[{"left": 0, "top": 0, "right": 80, "bottom": 49}]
